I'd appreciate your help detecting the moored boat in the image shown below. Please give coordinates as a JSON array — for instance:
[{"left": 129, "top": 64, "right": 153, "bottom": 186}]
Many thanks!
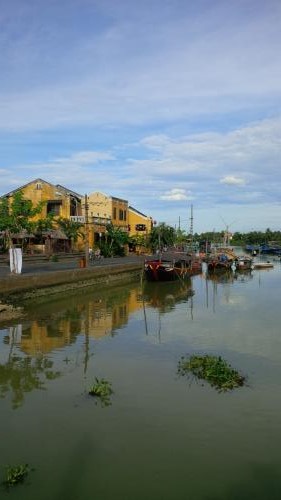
[
  {"left": 144, "top": 252, "right": 201, "bottom": 282},
  {"left": 206, "top": 247, "right": 237, "bottom": 273},
  {"left": 234, "top": 256, "right": 253, "bottom": 270},
  {"left": 253, "top": 262, "right": 274, "bottom": 269}
]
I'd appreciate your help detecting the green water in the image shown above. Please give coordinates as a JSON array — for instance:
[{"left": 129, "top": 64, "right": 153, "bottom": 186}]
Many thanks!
[{"left": 1, "top": 258, "right": 281, "bottom": 499}]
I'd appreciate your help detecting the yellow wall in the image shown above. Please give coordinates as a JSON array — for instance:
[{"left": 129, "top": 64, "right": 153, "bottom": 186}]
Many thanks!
[
  {"left": 86, "top": 191, "right": 129, "bottom": 247},
  {"left": 111, "top": 197, "right": 128, "bottom": 231},
  {"left": 87, "top": 192, "right": 111, "bottom": 219},
  {"left": 6, "top": 179, "right": 82, "bottom": 221},
  {"left": 128, "top": 207, "right": 153, "bottom": 237},
  {"left": 2, "top": 179, "right": 85, "bottom": 251}
]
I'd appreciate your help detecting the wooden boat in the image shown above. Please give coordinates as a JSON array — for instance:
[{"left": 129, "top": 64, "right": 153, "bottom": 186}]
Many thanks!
[
  {"left": 207, "top": 247, "right": 236, "bottom": 272},
  {"left": 207, "top": 258, "right": 232, "bottom": 272},
  {"left": 253, "top": 262, "right": 274, "bottom": 269},
  {"left": 234, "top": 256, "right": 253, "bottom": 270},
  {"left": 144, "top": 252, "right": 201, "bottom": 282}
]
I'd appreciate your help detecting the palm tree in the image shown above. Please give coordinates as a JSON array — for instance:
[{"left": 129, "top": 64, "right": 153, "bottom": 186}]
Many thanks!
[
  {"left": 100, "top": 224, "right": 129, "bottom": 257},
  {"left": 57, "top": 218, "right": 84, "bottom": 251}
]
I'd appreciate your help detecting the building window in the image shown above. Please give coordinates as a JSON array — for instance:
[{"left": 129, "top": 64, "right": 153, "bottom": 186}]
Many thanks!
[
  {"left": 124, "top": 210, "right": 127, "bottom": 221},
  {"left": 36, "top": 183, "right": 42, "bottom": 190},
  {"left": 113, "top": 207, "right": 117, "bottom": 219},
  {"left": 47, "top": 200, "right": 62, "bottom": 216},
  {"left": 135, "top": 224, "right": 146, "bottom": 231},
  {"left": 119, "top": 209, "right": 124, "bottom": 221}
]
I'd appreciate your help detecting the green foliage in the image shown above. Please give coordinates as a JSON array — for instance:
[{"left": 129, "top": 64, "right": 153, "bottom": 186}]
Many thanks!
[
  {"left": 178, "top": 354, "right": 245, "bottom": 392},
  {"left": 0, "top": 190, "right": 47, "bottom": 250},
  {"left": 34, "top": 213, "right": 55, "bottom": 234},
  {"left": 129, "top": 233, "right": 148, "bottom": 248},
  {"left": 103, "top": 223, "right": 129, "bottom": 256},
  {"left": 175, "top": 228, "right": 188, "bottom": 244},
  {"left": 149, "top": 223, "right": 176, "bottom": 251},
  {"left": 89, "top": 377, "right": 113, "bottom": 406},
  {"left": 2, "top": 464, "right": 30, "bottom": 487},
  {"left": 57, "top": 218, "right": 84, "bottom": 249},
  {"left": 196, "top": 229, "right": 281, "bottom": 247}
]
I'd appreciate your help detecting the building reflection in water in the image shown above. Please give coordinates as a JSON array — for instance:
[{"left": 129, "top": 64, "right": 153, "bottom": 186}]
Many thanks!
[{"left": 0, "top": 280, "right": 196, "bottom": 408}]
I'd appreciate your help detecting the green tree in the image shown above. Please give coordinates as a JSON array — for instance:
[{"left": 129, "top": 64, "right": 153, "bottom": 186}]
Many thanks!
[
  {"left": 99, "top": 224, "right": 129, "bottom": 257},
  {"left": 0, "top": 191, "right": 45, "bottom": 250},
  {"left": 57, "top": 218, "right": 84, "bottom": 251},
  {"left": 149, "top": 223, "right": 176, "bottom": 252}
]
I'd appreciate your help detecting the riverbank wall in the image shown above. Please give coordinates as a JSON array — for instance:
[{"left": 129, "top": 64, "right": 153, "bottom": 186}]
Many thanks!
[{"left": 0, "top": 262, "right": 143, "bottom": 302}]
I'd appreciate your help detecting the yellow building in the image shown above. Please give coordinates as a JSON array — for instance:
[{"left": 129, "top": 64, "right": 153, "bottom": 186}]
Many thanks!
[
  {"left": 1, "top": 178, "right": 84, "bottom": 251},
  {"left": 2, "top": 178, "right": 83, "bottom": 220},
  {"left": 1, "top": 179, "right": 155, "bottom": 253},
  {"left": 128, "top": 205, "right": 153, "bottom": 237},
  {"left": 86, "top": 191, "right": 129, "bottom": 246}
]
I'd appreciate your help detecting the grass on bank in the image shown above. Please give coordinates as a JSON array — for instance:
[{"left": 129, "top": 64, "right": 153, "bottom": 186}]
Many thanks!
[{"left": 178, "top": 354, "right": 246, "bottom": 392}]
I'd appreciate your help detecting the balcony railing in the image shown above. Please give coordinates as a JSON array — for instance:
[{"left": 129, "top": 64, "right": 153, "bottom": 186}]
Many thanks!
[
  {"left": 91, "top": 217, "right": 111, "bottom": 225},
  {"left": 70, "top": 215, "right": 112, "bottom": 225},
  {"left": 70, "top": 216, "right": 85, "bottom": 223}
]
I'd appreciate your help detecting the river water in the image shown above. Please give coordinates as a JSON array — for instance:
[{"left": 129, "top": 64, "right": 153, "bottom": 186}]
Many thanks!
[{"left": 1, "top": 255, "right": 281, "bottom": 499}]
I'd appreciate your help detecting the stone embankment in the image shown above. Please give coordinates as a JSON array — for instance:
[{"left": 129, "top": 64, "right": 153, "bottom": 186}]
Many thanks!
[{"left": 0, "top": 257, "right": 144, "bottom": 302}]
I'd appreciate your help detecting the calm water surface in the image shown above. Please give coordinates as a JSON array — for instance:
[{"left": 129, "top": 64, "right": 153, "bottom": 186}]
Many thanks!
[{"left": 1, "top": 256, "right": 281, "bottom": 500}]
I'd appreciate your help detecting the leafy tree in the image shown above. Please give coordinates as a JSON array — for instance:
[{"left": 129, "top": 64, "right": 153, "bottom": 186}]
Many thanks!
[
  {"left": 34, "top": 213, "right": 55, "bottom": 234},
  {"left": 57, "top": 218, "right": 84, "bottom": 251},
  {"left": 175, "top": 228, "right": 188, "bottom": 245},
  {"left": 149, "top": 223, "right": 176, "bottom": 251},
  {"left": 98, "top": 224, "right": 129, "bottom": 257},
  {"left": 0, "top": 191, "right": 45, "bottom": 249}
]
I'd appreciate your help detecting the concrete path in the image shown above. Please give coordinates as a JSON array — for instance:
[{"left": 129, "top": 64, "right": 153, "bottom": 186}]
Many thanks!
[{"left": 0, "top": 254, "right": 146, "bottom": 278}]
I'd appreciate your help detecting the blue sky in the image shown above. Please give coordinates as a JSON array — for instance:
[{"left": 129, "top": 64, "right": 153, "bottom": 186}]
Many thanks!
[{"left": 1, "top": 0, "right": 281, "bottom": 233}]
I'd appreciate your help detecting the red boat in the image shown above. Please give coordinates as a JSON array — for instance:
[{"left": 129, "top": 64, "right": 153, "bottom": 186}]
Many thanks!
[{"left": 144, "top": 253, "right": 202, "bottom": 282}]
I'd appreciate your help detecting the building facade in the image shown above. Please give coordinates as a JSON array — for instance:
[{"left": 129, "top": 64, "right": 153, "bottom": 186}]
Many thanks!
[
  {"left": 128, "top": 206, "right": 153, "bottom": 237},
  {"left": 1, "top": 178, "right": 84, "bottom": 251},
  {"left": 86, "top": 191, "right": 129, "bottom": 246},
  {"left": 2, "top": 178, "right": 83, "bottom": 220}
]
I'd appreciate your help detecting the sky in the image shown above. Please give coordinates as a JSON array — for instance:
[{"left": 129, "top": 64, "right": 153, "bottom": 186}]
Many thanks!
[{"left": 0, "top": 0, "right": 281, "bottom": 233}]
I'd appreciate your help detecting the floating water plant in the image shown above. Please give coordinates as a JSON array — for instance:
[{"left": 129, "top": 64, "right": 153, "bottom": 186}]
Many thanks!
[
  {"left": 3, "top": 464, "right": 30, "bottom": 487},
  {"left": 178, "top": 354, "right": 245, "bottom": 392},
  {"left": 89, "top": 377, "right": 113, "bottom": 406}
]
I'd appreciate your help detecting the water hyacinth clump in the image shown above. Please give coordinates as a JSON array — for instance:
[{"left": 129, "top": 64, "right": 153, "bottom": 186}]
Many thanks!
[
  {"left": 3, "top": 464, "right": 30, "bottom": 487},
  {"left": 178, "top": 354, "right": 246, "bottom": 392},
  {"left": 89, "top": 377, "right": 113, "bottom": 406}
]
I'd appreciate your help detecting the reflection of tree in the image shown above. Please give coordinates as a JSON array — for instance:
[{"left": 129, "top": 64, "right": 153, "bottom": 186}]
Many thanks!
[{"left": 0, "top": 354, "right": 61, "bottom": 409}]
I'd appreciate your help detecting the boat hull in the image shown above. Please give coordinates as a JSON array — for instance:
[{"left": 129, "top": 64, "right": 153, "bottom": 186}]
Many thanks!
[{"left": 144, "top": 258, "right": 201, "bottom": 282}]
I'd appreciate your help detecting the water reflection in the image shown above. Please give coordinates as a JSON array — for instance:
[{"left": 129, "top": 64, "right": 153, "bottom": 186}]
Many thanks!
[
  {"left": 0, "top": 325, "right": 61, "bottom": 409},
  {"left": 142, "top": 279, "right": 194, "bottom": 313},
  {"left": 0, "top": 281, "right": 197, "bottom": 408}
]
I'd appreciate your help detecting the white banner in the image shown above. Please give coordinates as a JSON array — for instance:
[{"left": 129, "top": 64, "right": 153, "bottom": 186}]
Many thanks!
[{"left": 9, "top": 248, "right": 23, "bottom": 274}]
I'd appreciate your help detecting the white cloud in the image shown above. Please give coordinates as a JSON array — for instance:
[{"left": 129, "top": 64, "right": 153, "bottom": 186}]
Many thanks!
[
  {"left": 160, "top": 188, "right": 193, "bottom": 201},
  {"left": 0, "top": 1, "right": 281, "bottom": 131},
  {"left": 220, "top": 176, "right": 246, "bottom": 186}
]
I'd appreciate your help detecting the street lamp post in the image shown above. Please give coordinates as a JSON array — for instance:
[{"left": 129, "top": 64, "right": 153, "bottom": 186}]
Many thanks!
[{"left": 84, "top": 194, "right": 89, "bottom": 267}]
